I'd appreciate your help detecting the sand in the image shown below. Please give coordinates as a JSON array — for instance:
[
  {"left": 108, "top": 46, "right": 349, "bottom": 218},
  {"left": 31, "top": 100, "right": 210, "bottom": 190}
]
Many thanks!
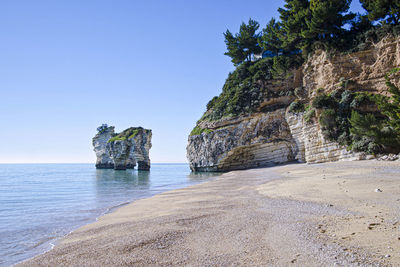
[{"left": 17, "top": 160, "right": 400, "bottom": 266}]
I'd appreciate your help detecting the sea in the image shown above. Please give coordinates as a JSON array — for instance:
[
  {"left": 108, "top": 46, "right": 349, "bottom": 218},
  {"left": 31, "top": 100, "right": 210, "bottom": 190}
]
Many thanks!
[{"left": 0, "top": 163, "right": 219, "bottom": 266}]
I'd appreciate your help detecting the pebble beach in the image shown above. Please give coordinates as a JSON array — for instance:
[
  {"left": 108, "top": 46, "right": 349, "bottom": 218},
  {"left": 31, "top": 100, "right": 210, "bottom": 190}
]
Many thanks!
[{"left": 18, "top": 160, "right": 400, "bottom": 266}]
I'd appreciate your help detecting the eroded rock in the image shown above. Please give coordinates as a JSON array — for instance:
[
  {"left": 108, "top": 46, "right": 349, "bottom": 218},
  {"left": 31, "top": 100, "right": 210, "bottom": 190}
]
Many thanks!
[
  {"left": 93, "top": 126, "right": 152, "bottom": 170},
  {"left": 187, "top": 36, "right": 400, "bottom": 172}
]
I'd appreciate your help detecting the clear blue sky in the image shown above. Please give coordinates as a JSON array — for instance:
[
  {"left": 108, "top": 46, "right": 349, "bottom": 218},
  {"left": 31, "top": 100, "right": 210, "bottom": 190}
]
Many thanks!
[{"left": 0, "top": 0, "right": 364, "bottom": 163}]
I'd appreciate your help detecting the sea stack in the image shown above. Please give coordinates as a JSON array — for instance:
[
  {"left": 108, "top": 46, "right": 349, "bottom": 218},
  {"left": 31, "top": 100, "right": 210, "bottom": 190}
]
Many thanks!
[{"left": 93, "top": 124, "right": 152, "bottom": 170}]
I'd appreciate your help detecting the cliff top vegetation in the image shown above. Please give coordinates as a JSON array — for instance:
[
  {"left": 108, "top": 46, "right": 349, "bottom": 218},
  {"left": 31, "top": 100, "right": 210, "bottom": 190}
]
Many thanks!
[
  {"left": 196, "top": 0, "right": 400, "bottom": 125},
  {"left": 107, "top": 127, "right": 151, "bottom": 143}
]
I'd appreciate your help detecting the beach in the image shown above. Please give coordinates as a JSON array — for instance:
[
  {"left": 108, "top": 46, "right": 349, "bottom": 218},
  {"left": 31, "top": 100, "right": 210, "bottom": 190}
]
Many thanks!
[{"left": 18, "top": 160, "right": 400, "bottom": 266}]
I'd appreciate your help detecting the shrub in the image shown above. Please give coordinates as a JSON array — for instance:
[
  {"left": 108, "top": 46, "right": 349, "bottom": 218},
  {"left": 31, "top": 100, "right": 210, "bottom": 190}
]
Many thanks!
[
  {"left": 271, "top": 54, "right": 303, "bottom": 79},
  {"left": 97, "top": 124, "right": 109, "bottom": 133},
  {"left": 331, "top": 89, "right": 343, "bottom": 101},
  {"left": 338, "top": 90, "right": 353, "bottom": 114},
  {"left": 351, "top": 136, "right": 380, "bottom": 154},
  {"left": 350, "top": 92, "right": 375, "bottom": 109},
  {"left": 337, "top": 132, "right": 351, "bottom": 146},
  {"left": 319, "top": 109, "right": 338, "bottom": 139},
  {"left": 288, "top": 101, "right": 305, "bottom": 113},
  {"left": 304, "top": 108, "right": 316, "bottom": 123},
  {"left": 316, "top": 90, "right": 354, "bottom": 147},
  {"left": 339, "top": 21, "right": 400, "bottom": 53},
  {"left": 199, "top": 58, "right": 277, "bottom": 121},
  {"left": 206, "top": 96, "right": 219, "bottom": 110},
  {"left": 249, "top": 58, "right": 273, "bottom": 81},
  {"left": 312, "top": 94, "right": 336, "bottom": 109},
  {"left": 348, "top": 68, "right": 400, "bottom": 151}
]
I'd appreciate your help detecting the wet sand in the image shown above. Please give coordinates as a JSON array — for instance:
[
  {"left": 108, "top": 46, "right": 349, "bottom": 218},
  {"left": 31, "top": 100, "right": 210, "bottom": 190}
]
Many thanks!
[{"left": 18, "top": 161, "right": 400, "bottom": 266}]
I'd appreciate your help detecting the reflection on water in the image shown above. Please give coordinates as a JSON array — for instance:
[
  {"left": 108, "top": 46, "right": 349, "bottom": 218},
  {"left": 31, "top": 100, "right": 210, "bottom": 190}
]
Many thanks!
[
  {"left": 95, "top": 169, "right": 150, "bottom": 187},
  {"left": 187, "top": 171, "right": 223, "bottom": 181},
  {"left": 94, "top": 169, "right": 152, "bottom": 208}
]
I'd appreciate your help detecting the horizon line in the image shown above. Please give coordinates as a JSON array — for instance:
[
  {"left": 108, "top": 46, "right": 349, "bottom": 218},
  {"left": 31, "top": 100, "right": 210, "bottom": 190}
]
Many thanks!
[{"left": 0, "top": 162, "right": 188, "bottom": 164}]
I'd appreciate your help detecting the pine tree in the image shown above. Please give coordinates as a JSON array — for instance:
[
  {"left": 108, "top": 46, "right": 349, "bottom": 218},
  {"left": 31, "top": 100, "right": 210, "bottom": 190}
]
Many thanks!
[
  {"left": 223, "top": 30, "right": 247, "bottom": 66},
  {"left": 259, "top": 18, "right": 283, "bottom": 56},
  {"left": 350, "top": 69, "right": 400, "bottom": 150},
  {"left": 304, "top": 0, "right": 355, "bottom": 41},
  {"left": 376, "top": 68, "right": 400, "bottom": 134},
  {"left": 278, "top": 0, "right": 311, "bottom": 52},
  {"left": 349, "top": 111, "right": 382, "bottom": 140},
  {"left": 360, "top": 0, "right": 400, "bottom": 25},
  {"left": 224, "top": 19, "right": 262, "bottom": 66}
]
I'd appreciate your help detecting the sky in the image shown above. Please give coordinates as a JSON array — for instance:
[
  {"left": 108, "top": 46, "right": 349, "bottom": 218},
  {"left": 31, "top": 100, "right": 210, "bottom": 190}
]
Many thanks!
[{"left": 0, "top": 0, "right": 365, "bottom": 163}]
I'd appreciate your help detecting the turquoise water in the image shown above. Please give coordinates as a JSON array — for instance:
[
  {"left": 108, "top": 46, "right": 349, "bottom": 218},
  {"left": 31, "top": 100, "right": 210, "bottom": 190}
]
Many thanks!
[{"left": 0, "top": 164, "right": 218, "bottom": 266}]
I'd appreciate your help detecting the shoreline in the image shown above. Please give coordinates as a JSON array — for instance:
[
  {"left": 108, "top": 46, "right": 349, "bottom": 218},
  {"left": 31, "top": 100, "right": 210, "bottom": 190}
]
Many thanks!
[
  {"left": 13, "top": 169, "right": 218, "bottom": 267},
  {"left": 17, "top": 160, "right": 400, "bottom": 266}
]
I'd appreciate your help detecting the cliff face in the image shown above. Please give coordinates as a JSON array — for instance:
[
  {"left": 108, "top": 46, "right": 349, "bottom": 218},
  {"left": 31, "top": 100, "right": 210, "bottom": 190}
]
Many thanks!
[
  {"left": 187, "top": 36, "right": 400, "bottom": 172},
  {"left": 187, "top": 109, "right": 296, "bottom": 171},
  {"left": 285, "top": 111, "right": 362, "bottom": 163},
  {"left": 93, "top": 126, "right": 152, "bottom": 170},
  {"left": 93, "top": 126, "right": 115, "bottom": 169},
  {"left": 303, "top": 36, "right": 400, "bottom": 96}
]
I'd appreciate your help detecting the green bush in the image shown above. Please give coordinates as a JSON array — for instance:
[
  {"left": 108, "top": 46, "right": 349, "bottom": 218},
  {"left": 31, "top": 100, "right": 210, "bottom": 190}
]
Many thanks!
[
  {"left": 97, "top": 124, "right": 109, "bottom": 133},
  {"left": 319, "top": 109, "right": 339, "bottom": 139},
  {"left": 312, "top": 94, "right": 336, "bottom": 109},
  {"left": 288, "top": 101, "right": 305, "bottom": 113},
  {"left": 347, "top": 69, "right": 400, "bottom": 153},
  {"left": 199, "top": 58, "right": 275, "bottom": 121},
  {"left": 206, "top": 96, "right": 219, "bottom": 110},
  {"left": 304, "top": 108, "right": 316, "bottom": 123},
  {"left": 337, "top": 20, "right": 400, "bottom": 53},
  {"left": 271, "top": 54, "right": 303, "bottom": 79},
  {"left": 331, "top": 89, "right": 343, "bottom": 101},
  {"left": 349, "top": 92, "right": 375, "bottom": 109},
  {"left": 351, "top": 136, "right": 380, "bottom": 154}
]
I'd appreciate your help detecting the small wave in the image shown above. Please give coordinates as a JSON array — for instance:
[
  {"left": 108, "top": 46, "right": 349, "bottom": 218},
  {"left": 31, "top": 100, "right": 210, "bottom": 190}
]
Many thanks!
[
  {"left": 30, "top": 236, "right": 56, "bottom": 249},
  {"left": 102, "top": 201, "right": 131, "bottom": 216}
]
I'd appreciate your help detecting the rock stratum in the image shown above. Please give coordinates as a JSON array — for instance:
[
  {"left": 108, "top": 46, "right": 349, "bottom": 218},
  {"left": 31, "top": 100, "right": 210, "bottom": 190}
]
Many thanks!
[
  {"left": 93, "top": 126, "right": 152, "bottom": 170},
  {"left": 187, "top": 36, "right": 400, "bottom": 172}
]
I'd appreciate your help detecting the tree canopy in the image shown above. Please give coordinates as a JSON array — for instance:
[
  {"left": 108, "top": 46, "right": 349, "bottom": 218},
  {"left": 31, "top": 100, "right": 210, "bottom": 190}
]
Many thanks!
[
  {"left": 223, "top": 0, "right": 400, "bottom": 65},
  {"left": 224, "top": 19, "right": 262, "bottom": 66},
  {"left": 278, "top": 0, "right": 310, "bottom": 51},
  {"left": 360, "top": 0, "right": 400, "bottom": 25},
  {"left": 259, "top": 18, "right": 283, "bottom": 56},
  {"left": 305, "top": 0, "right": 355, "bottom": 41}
]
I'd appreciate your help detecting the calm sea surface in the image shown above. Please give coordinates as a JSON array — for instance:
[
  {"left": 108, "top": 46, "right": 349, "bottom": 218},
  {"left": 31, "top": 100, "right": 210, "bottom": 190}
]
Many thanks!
[{"left": 0, "top": 163, "right": 219, "bottom": 266}]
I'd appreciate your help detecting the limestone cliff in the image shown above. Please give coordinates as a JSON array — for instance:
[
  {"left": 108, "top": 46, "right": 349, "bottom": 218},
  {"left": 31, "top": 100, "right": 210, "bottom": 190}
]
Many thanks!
[
  {"left": 93, "top": 126, "right": 152, "bottom": 170},
  {"left": 187, "top": 109, "right": 296, "bottom": 171},
  {"left": 93, "top": 126, "right": 115, "bottom": 169},
  {"left": 187, "top": 36, "right": 400, "bottom": 172}
]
